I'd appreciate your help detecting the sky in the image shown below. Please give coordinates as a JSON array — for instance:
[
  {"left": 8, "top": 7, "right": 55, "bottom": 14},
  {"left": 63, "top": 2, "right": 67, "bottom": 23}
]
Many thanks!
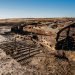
[{"left": 0, "top": 0, "right": 75, "bottom": 18}]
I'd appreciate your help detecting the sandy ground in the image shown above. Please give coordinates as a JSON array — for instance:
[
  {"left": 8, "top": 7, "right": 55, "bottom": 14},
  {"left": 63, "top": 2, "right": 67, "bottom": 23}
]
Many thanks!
[
  {"left": 0, "top": 48, "right": 27, "bottom": 75},
  {"left": 0, "top": 35, "right": 45, "bottom": 75},
  {"left": 0, "top": 45, "right": 46, "bottom": 75},
  {"left": 0, "top": 35, "right": 25, "bottom": 75},
  {"left": 0, "top": 35, "right": 75, "bottom": 75},
  {"left": 0, "top": 35, "right": 7, "bottom": 43}
]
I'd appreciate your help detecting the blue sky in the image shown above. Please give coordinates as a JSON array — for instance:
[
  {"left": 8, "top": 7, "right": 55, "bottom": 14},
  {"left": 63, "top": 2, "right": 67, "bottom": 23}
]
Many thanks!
[{"left": 0, "top": 0, "right": 75, "bottom": 18}]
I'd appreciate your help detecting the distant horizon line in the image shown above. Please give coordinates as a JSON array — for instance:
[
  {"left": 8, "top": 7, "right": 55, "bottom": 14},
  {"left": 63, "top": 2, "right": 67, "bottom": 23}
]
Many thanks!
[{"left": 0, "top": 17, "right": 75, "bottom": 19}]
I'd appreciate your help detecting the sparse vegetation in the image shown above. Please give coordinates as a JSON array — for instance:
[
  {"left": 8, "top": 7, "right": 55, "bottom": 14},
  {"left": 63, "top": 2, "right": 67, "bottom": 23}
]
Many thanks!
[{"left": 0, "top": 18, "right": 75, "bottom": 75}]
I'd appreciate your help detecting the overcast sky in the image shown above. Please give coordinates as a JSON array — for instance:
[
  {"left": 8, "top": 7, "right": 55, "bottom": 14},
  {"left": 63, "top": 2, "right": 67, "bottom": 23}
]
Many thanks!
[{"left": 0, "top": 0, "right": 75, "bottom": 18}]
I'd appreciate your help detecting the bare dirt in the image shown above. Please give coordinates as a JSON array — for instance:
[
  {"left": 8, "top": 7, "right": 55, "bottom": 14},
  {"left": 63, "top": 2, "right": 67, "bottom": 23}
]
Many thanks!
[{"left": 0, "top": 18, "right": 75, "bottom": 75}]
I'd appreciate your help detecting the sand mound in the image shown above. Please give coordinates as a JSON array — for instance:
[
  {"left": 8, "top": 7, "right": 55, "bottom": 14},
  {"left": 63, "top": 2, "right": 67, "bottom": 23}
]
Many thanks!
[{"left": 0, "top": 35, "right": 7, "bottom": 43}]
